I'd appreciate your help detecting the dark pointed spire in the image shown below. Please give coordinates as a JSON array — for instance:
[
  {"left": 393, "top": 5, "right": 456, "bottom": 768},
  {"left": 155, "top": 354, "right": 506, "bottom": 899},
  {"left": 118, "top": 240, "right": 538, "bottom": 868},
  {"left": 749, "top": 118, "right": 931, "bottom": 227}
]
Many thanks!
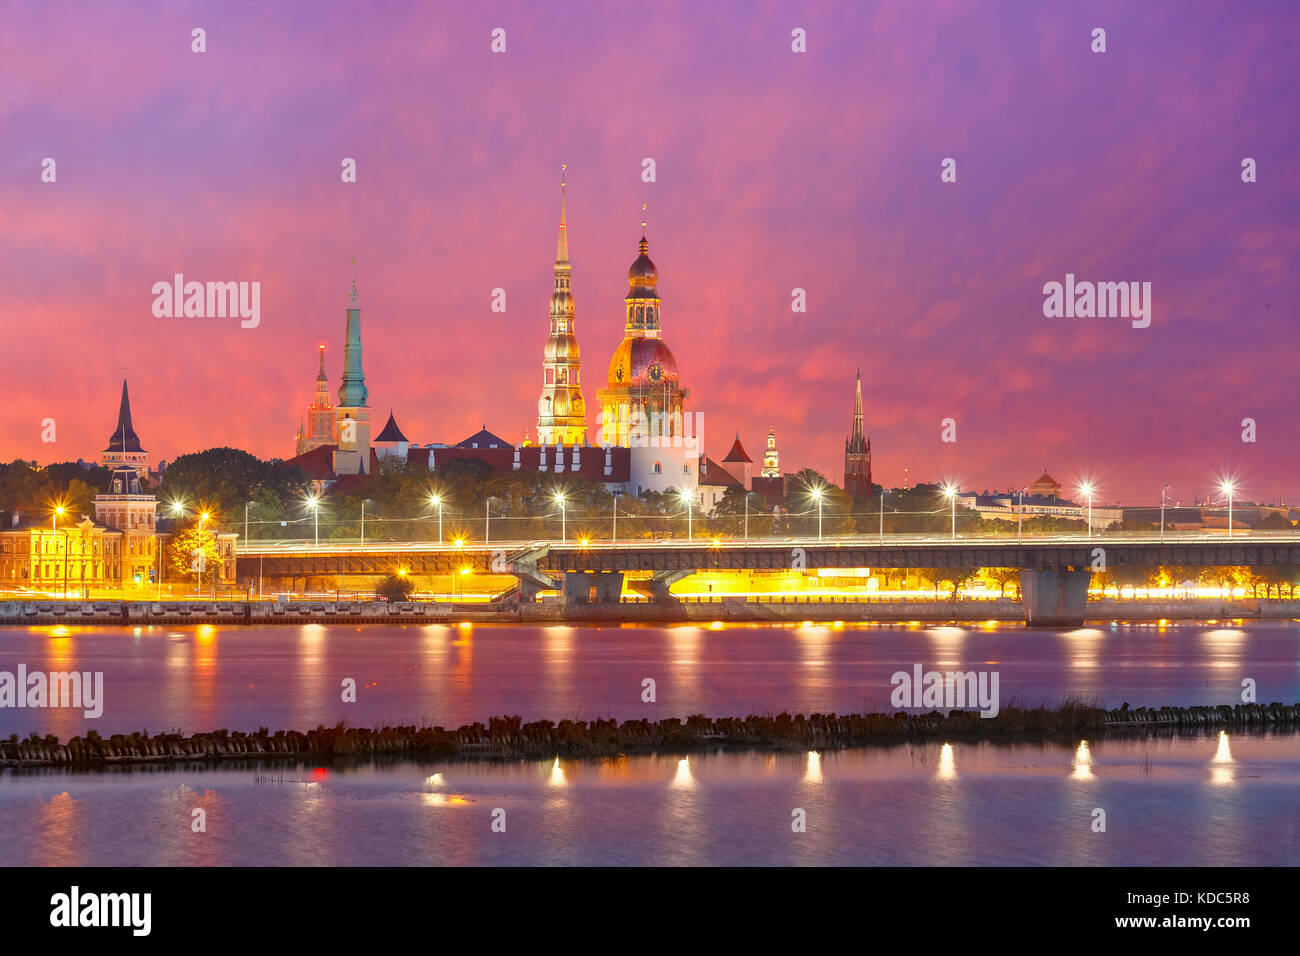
[
  {"left": 846, "top": 369, "right": 867, "bottom": 455},
  {"left": 103, "top": 378, "right": 144, "bottom": 453}
]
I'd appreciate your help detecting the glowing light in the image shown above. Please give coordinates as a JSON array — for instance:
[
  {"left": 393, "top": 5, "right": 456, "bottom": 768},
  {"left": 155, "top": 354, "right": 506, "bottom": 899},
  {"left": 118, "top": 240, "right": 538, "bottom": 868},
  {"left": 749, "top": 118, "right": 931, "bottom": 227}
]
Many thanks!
[
  {"left": 1072, "top": 740, "right": 1094, "bottom": 780},
  {"left": 708, "top": 621, "right": 723, "bottom": 630},
  {"left": 940, "top": 484, "right": 958, "bottom": 499},
  {"left": 937, "top": 742, "right": 957, "bottom": 780},
  {"left": 672, "top": 756, "right": 694, "bottom": 788},
  {"left": 426, "top": 773, "right": 444, "bottom": 787},
  {"left": 805, "top": 750, "right": 822, "bottom": 784},
  {"left": 1212, "top": 730, "right": 1233, "bottom": 764},
  {"left": 580, "top": 537, "right": 590, "bottom": 546},
  {"left": 460, "top": 567, "right": 471, "bottom": 576},
  {"left": 549, "top": 756, "right": 566, "bottom": 787},
  {"left": 453, "top": 538, "right": 465, "bottom": 548}
]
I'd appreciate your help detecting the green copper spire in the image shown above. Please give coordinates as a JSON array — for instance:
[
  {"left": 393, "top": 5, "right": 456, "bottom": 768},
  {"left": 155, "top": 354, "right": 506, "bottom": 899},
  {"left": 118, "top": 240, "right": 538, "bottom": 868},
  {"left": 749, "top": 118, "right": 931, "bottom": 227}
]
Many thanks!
[{"left": 338, "top": 258, "right": 368, "bottom": 407}]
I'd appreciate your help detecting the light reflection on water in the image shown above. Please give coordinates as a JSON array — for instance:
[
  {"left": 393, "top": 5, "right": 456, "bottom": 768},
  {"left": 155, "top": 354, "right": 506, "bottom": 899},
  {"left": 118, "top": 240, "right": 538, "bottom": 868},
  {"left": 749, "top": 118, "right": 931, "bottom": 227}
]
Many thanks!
[
  {"left": 3, "top": 620, "right": 1298, "bottom": 738},
  {"left": 2, "top": 733, "right": 1297, "bottom": 866}
]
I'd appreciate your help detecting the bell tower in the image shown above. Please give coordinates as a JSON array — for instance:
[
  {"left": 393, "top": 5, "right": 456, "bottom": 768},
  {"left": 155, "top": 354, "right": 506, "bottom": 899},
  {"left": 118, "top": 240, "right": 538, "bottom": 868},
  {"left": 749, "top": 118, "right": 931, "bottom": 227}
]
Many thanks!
[{"left": 333, "top": 261, "right": 371, "bottom": 475}]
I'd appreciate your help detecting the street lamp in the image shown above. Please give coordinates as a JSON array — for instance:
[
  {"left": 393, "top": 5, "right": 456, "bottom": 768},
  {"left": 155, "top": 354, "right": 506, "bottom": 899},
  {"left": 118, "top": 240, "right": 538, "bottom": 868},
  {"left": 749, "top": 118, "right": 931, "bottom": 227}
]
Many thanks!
[
  {"left": 941, "top": 484, "right": 958, "bottom": 541},
  {"left": 1220, "top": 480, "right": 1235, "bottom": 538},
  {"left": 1159, "top": 483, "right": 1170, "bottom": 543},
  {"left": 52, "top": 505, "right": 65, "bottom": 533},
  {"left": 1017, "top": 486, "right": 1027, "bottom": 543},
  {"left": 1079, "top": 483, "right": 1094, "bottom": 538},
  {"left": 304, "top": 497, "right": 318, "bottom": 547},
  {"left": 485, "top": 496, "right": 494, "bottom": 545},
  {"left": 810, "top": 486, "right": 824, "bottom": 542},
  {"left": 678, "top": 488, "right": 693, "bottom": 542},
  {"left": 612, "top": 491, "right": 620, "bottom": 544},
  {"left": 554, "top": 492, "right": 567, "bottom": 541},
  {"left": 360, "top": 499, "right": 368, "bottom": 548},
  {"left": 429, "top": 494, "right": 443, "bottom": 545}
]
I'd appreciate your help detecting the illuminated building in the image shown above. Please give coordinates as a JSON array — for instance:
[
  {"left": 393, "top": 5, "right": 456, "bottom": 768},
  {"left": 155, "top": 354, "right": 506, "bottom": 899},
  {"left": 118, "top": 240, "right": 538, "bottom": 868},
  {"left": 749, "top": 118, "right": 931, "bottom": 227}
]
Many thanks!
[
  {"left": 761, "top": 426, "right": 780, "bottom": 478},
  {"left": 295, "top": 345, "right": 335, "bottom": 455},
  {"left": 94, "top": 466, "right": 158, "bottom": 587},
  {"left": 0, "top": 515, "right": 123, "bottom": 593},
  {"left": 844, "top": 368, "right": 873, "bottom": 498},
  {"left": 597, "top": 220, "right": 697, "bottom": 496},
  {"left": 535, "top": 170, "right": 588, "bottom": 446}
]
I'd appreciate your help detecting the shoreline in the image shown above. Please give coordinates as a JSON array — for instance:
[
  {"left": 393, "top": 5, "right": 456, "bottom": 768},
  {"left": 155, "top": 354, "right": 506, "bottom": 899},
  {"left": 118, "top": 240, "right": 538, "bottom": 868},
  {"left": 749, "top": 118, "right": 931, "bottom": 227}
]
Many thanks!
[
  {"left": 2, "top": 597, "right": 1295, "bottom": 627},
  {"left": 4, "top": 702, "right": 1296, "bottom": 769}
]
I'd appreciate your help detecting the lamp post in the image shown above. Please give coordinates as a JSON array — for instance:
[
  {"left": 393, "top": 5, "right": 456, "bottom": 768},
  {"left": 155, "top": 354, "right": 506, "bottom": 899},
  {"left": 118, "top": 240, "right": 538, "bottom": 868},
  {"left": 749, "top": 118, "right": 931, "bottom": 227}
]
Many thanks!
[
  {"left": 612, "top": 491, "right": 620, "bottom": 544},
  {"left": 879, "top": 490, "right": 885, "bottom": 543},
  {"left": 1221, "top": 480, "right": 1235, "bottom": 538},
  {"left": 244, "top": 500, "right": 251, "bottom": 551},
  {"left": 304, "top": 498, "right": 318, "bottom": 547},
  {"left": 429, "top": 494, "right": 443, "bottom": 545},
  {"left": 52, "top": 505, "right": 64, "bottom": 533},
  {"left": 942, "top": 485, "right": 958, "bottom": 541},
  {"left": 1079, "top": 483, "right": 1094, "bottom": 539},
  {"left": 678, "top": 489, "right": 693, "bottom": 542},
  {"left": 1017, "top": 486, "right": 1026, "bottom": 543},
  {"left": 360, "top": 499, "right": 366, "bottom": 548},
  {"left": 744, "top": 491, "right": 750, "bottom": 544},
  {"left": 811, "top": 487, "right": 824, "bottom": 542},
  {"left": 554, "top": 492, "right": 566, "bottom": 542},
  {"left": 197, "top": 510, "right": 210, "bottom": 594},
  {"left": 485, "top": 497, "right": 493, "bottom": 546},
  {"left": 1159, "top": 484, "right": 1169, "bottom": 543}
]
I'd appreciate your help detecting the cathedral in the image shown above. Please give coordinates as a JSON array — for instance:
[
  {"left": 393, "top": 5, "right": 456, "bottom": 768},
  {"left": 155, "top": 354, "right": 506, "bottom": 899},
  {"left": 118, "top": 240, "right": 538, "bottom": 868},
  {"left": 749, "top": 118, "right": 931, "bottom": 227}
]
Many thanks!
[{"left": 844, "top": 369, "right": 873, "bottom": 499}]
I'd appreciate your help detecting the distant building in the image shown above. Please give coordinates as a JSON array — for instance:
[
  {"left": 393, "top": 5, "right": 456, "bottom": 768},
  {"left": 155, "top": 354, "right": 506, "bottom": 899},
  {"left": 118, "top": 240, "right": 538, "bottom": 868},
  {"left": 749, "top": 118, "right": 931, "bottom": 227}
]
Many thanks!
[
  {"left": 1028, "top": 471, "right": 1062, "bottom": 498},
  {"left": 0, "top": 513, "right": 124, "bottom": 594},
  {"left": 94, "top": 465, "right": 158, "bottom": 587},
  {"left": 959, "top": 489, "right": 1122, "bottom": 527},
  {"left": 697, "top": 455, "right": 742, "bottom": 512},
  {"left": 295, "top": 345, "right": 335, "bottom": 456},
  {"left": 760, "top": 426, "right": 780, "bottom": 478},
  {"left": 844, "top": 369, "right": 872, "bottom": 499},
  {"left": 721, "top": 435, "right": 752, "bottom": 490}
]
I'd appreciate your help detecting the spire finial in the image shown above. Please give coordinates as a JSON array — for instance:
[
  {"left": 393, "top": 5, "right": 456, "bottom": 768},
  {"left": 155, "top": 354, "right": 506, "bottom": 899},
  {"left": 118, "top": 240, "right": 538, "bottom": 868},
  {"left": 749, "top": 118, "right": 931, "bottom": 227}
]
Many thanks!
[
  {"left": 641, "top": 201, "right": 647, "bottom": 237},
  {"left": 349, "top": 256, "right": 358, "bottom": 306}
]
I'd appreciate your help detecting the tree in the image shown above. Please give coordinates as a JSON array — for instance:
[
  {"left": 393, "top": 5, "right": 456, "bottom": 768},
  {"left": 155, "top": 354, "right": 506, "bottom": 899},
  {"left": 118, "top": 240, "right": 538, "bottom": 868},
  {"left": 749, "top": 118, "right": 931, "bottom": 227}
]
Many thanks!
[
  {"left": 983, "top": 567, "right": 1021, "bottom": 597},
  {"left": 1255, "top": 512, "right": 1294, "bottom": 531},
  {"left": 167, "top": 527, "right": 224, "bottom": 585},
  {"left": 374, "top": 572, "right": 416, "bottom": 602}
]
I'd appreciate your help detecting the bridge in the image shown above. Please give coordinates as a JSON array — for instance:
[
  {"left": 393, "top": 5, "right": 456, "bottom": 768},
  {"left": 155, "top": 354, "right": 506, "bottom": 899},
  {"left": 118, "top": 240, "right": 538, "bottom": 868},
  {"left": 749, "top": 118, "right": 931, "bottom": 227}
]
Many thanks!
[{"left": 236, "top": 532, "right": 1300, "bottom": 626}]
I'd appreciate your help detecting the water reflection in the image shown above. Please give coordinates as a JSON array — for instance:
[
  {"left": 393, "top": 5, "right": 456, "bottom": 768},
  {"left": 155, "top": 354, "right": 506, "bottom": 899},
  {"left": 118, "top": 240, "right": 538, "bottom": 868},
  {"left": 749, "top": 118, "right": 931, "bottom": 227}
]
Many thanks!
[
  {"left": 805, "top": 750, "right": 822, "bottom": 784},
  {"left": 1071, "top": 740, "right": 1093, "bottom": 780}
]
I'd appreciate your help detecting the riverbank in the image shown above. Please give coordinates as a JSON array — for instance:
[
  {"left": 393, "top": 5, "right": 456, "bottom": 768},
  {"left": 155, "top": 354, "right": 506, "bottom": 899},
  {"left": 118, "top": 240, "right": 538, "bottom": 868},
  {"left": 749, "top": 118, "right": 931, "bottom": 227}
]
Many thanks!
[
  {"left": 1, "top": 596, "right": 1295, "bottom": 625},
  {"left": 3, "top": 701, "right": 1296, "bottom": 768}
]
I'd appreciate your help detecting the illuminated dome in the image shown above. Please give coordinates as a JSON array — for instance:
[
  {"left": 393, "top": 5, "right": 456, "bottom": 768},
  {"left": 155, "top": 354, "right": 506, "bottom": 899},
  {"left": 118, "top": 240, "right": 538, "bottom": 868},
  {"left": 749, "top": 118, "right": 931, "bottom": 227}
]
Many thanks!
[
  {"left": 609, "top": 335, "right": 678, "bottom": 387},
  {"left": 627, "top": 235, "right": 658, "bottom": 299}
]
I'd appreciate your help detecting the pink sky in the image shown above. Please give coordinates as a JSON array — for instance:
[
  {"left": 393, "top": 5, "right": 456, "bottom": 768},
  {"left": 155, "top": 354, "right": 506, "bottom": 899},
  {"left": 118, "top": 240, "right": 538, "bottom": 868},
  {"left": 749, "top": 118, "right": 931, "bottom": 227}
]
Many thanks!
[{"left": 2, "top": 1, "right": 1298, "bottom": 505}]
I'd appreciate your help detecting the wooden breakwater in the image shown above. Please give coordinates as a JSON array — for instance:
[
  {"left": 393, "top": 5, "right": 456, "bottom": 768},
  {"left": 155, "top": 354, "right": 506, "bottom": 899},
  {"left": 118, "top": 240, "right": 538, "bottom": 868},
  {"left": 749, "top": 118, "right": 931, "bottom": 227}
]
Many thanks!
[
  {"left": 2, "top": 597, "right": 1293, "bottom": 626},
  {"left": 3, "top": 702, "right": 1297, "bottom": 768}
]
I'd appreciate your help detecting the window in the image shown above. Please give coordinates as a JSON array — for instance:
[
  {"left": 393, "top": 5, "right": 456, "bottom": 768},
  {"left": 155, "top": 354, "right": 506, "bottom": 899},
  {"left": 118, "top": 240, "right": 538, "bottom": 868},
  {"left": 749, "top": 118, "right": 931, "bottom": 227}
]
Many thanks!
[{"left": 653, "top": 462, "right": 662, "bottom": 474}]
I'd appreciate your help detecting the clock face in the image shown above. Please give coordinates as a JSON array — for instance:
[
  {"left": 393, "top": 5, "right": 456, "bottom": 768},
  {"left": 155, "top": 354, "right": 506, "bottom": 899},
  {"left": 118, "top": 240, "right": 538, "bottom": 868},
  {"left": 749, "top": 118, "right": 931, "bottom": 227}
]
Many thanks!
[
  {"left": 648, "top": 363, "right": 663, "bottom": 383},
  {"left": 615, "top": 364, "right": 624, "bottom": 382}
]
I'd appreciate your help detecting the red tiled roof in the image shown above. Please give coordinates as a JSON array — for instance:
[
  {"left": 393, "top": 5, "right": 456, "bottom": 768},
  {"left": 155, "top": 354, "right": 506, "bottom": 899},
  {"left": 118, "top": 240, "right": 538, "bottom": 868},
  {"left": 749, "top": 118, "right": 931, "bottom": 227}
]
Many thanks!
[
  {"left": 698, "top": 455, "right": 741, "bottom": 487},
  {"left": 721, "top": 436, "right": 752, "bottom": 464}
]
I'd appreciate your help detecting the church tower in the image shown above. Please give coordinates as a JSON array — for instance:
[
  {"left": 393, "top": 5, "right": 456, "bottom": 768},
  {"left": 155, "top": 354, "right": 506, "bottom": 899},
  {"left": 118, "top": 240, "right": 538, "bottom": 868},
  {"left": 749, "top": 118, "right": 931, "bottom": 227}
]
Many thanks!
[
  {"left": 844, "top": 369, "right": 872, "bottom": 498},
  {"left": 101, "top": 378, "right": 150, "bottom": 478},
  {"left": 761, "top": 425, "right": 780, "bottom": 478},
  {"left": 296, "top": 345, "right": 335, "bottom": 455},
  {"left": 536, "top": 167, "right": 587, "bottom": 446},
  {"left": 333, "top": 264, "right": 372, "bottom": 475}
]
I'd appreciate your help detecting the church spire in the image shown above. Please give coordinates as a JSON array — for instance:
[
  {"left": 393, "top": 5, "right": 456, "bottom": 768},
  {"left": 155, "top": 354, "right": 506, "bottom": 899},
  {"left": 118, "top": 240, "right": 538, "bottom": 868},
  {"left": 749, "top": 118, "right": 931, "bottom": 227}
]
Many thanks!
[
  {"left": 556, "top": 164, "right": 569, "bottom": 266},
  {"left": 338, "top": 260, "right": 368, "bottom": 408},
  {"left": 851, "top": 367, "right": 865, "bottom": 443},
  {"left": 103, "top": 378, "right": 144, "bottom": 453}
]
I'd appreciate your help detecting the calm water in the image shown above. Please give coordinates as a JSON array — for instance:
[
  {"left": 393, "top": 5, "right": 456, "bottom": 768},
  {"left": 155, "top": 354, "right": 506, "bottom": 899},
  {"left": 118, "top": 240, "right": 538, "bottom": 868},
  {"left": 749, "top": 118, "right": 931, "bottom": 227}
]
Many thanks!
[
  {"left": 3, "top": 621, "right": 1299, "bottom": 866},
  {"left": 0, "top": 620, "right": 1297, "bottom": 738},
  {"left": 2, "top": 734, "right": 1298, "bottom": 865}
]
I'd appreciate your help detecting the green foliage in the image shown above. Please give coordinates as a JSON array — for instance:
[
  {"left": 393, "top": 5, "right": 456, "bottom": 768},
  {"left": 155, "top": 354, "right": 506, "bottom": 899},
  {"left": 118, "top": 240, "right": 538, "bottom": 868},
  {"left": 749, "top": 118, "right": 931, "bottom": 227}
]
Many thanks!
[{"left": 167, "top": 527, "right": 224, "bottom": 581}]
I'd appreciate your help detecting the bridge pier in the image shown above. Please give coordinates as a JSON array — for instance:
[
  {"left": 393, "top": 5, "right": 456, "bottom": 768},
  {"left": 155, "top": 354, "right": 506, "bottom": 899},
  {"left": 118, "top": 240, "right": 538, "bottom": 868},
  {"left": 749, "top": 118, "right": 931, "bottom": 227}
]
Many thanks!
[
  {"left": 561, "top": 571, "right": 625, "bottom": 604},
  {"left": 1019, "top": 569, "right": 1091, "bottom": 626}
]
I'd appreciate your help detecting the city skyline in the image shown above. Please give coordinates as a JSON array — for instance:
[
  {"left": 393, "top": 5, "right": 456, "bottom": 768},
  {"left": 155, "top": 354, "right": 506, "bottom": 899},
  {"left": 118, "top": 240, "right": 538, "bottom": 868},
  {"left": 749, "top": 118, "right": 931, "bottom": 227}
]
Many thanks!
[{"left": 3, "top": 2, "right": 1298, "bottom": 502}]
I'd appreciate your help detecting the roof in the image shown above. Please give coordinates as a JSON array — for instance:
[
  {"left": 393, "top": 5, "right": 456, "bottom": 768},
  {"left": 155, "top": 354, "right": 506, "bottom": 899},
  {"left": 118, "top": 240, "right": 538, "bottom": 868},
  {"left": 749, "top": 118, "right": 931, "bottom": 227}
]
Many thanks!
[
  {"left": 1031, "top": 471, "right": 1059, "bottom": 486},
  {"left": 283, "top": 444, "right": 337, "bottom": 480},
  {"left": 457, "top": 426, "right": 512, "bottom": 450},
  {"left": 697, "top": 455, "right": 741, "bottom": 487},
  {"left": 374, "top": 410, "right": 408, "bottom": 443},
  {"left": 721, "top": 436, "right": 752, "bottom": 464},
  {"left": 103, "top": 378, "right": 145, "bottom": 453}
]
